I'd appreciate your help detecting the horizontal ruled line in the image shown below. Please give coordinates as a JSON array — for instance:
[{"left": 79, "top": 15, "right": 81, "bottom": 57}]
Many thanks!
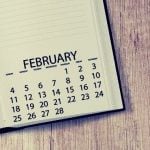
[
  {"left": 19, "top": 70, "right": 28, "bottom": 73},
  {"left": 33, "top": 68, "right": 42, "bottom": 71},
  {"left": 76, "top": 60, "right": 82, "bottom": 63},
  {"left": 60, "top": 62, "right": 70, "bottom": 66},
  {"left": 6, "top": 73, "right": 14, "bottom": 76},
  {"left": 88, "top": 58, "right": 98, "bottom": 61},
  {"left": 46, "top": 65, "right": 57, "bottom": 69}
]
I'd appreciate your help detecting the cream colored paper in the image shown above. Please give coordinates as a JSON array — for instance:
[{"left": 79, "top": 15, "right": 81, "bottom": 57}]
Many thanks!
[{"left": 0, "top": 0, "right": 123, "bottom": 128}]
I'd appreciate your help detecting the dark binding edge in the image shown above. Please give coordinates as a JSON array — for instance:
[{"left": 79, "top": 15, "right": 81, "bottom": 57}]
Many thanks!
[
  {"left": 0, "top": 0, "right": 125, "bottom": 134},
  {"left": 103, "top": 0, "right": 125, "bottom": 110}
]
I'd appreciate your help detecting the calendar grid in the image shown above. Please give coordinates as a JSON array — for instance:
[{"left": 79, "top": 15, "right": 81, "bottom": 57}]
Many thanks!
[{"left": 1, "top": 56, "right": 110, "bottom": 127}]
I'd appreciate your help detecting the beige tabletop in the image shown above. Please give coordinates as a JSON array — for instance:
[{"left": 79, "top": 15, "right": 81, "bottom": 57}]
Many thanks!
[{"left": 0, "top": 0, "right": 150, "bottom": 150}]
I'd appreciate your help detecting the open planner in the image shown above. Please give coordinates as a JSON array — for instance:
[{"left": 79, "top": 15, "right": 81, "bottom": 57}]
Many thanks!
[{"left": 0, "top": 0, "right": 124, "bottom": 132}]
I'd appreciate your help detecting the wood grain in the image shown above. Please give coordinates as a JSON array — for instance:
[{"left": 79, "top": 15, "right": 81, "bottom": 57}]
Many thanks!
[{"left": 0, "top": 0, "right": 150, "bottom": 149}]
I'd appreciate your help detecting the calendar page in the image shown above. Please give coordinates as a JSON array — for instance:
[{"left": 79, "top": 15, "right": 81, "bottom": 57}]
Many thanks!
[{"left": 0, "top": 0, "right": 124, "bottom": 130}]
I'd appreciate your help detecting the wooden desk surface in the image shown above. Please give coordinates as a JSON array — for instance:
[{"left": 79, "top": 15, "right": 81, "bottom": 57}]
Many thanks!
[{"left": 0, "top": 0, "right": 150, "bottom": 149}]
